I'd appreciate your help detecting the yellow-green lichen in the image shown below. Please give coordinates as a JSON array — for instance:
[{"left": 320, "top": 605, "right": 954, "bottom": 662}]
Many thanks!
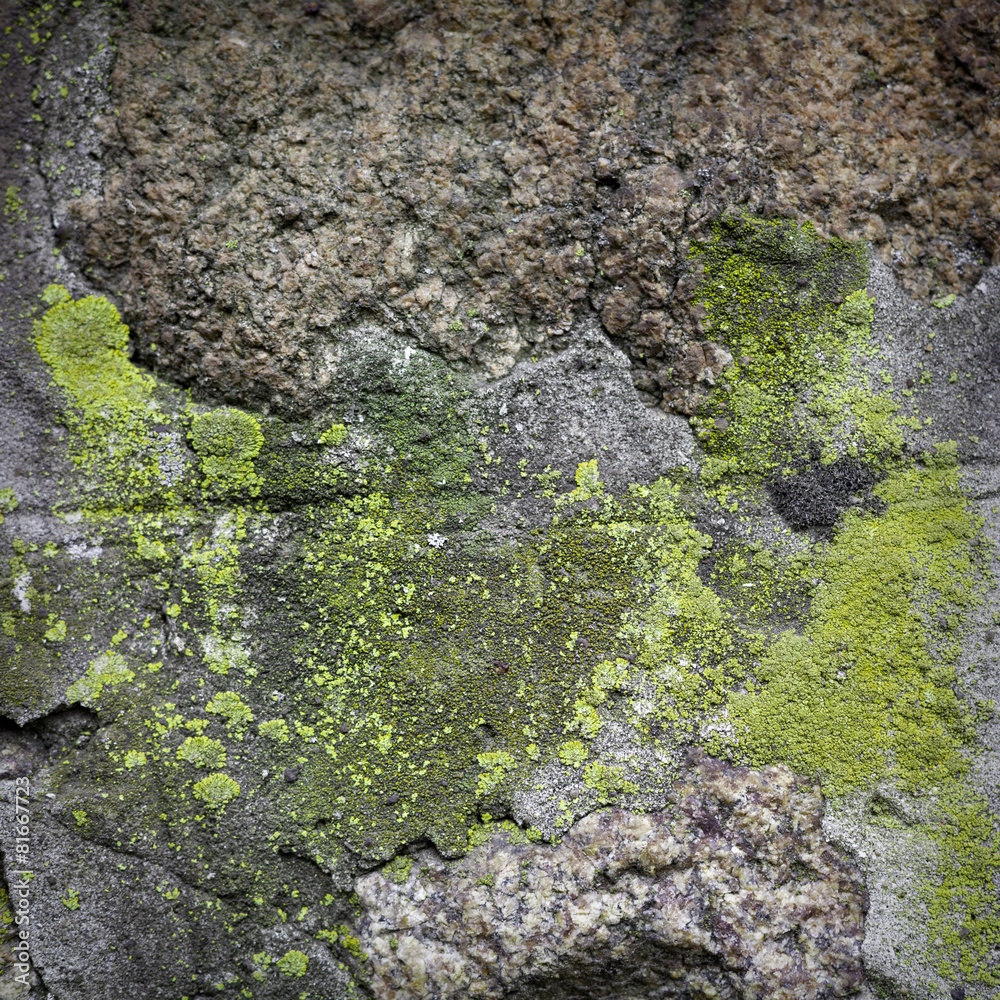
[
  {"left": 34, "top": 287, "right": 151, "bottom": 425},
  {"left": 205, "top": 691, "right": 252, "bottom": 729},
  {"left": 729, "top": 463, "right": 982, "bottom": 792},
  {"left": 676, "top": 215, "right": 999, "bottom": 985},
  {"left": 689, "top": 214, "right": 908, "bottom": 479},
  {"left": 176, "top": 736, "right": 227, "bottom": 770},
  {"left": 191, "top": 773, "right": 240, "bottom": 810},
  {"left": 258, "top": 719, "right": 290, "bottom": 743},
  {"left": 190, "top": 408, "right": 263, "bottom": 463},
  {"left": 43, "top": 616, "right": 66, "bottom": 641},
  {"left": 319, "top": 423, "right": 348, "bottom": 447},
  {"left": 554, "top": 459, "right": 603, "bottom": 508},
  {"left": 0, "top": 886, "right": 13, "bottom": 935},
  {"left": 3, "top": 184, "right": 25, "bottom": 221},
  {"left": 31, "top": 286, "right": 180, "bottom": 501},
  {"left": 467, "top": 817, "right": 534, "bottom": 849},
  {"left": 66, "top": 651, "right": 135, "bottom": 706},
  {"left": 201, "top": 635, "right": 249, "bottom": 676},
  {"left": 318, "top": 926, "right": 369, "bottom": 964},
  {"left": 558, "top": 740, "right": 587, "bottom": 768},
  {"left": 268, "top": 462, "right": 675, "bottom": 859},
  {"left": 382, "top": 854, "right": 413, "bottom": 885},
  {"left": 275, "top": 950, "right": 308, "bottom": 977},
  {"left": 19, "top": 227, "right": 998, "bottom": 991},
  {"left": 583, "top": 763, "right": 637, "bottom": 804},
  {"left": 475, "top": 751, "right": 517, "bottom": 797},
  {"left": 190, "top": 408, "right": 264, "bottom": 495},
  {"left": 0, "top": 488, "right": 17, "bottom": 525}
]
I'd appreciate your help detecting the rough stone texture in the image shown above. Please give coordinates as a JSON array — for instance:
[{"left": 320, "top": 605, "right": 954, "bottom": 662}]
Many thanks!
[
  {"left": 63, "top": 0, "right": 1000, "bottom": 417},
  {"left": 357, "top": 755, "right": 866, "bottom": 1000},
  {"left": 1, "top": 3, "right": 1000, "bottom": 1000}
]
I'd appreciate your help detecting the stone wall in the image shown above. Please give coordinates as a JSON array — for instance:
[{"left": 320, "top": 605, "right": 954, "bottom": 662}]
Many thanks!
[{"left": 0, "top": 4, "right": 998, "bottom": 1000}]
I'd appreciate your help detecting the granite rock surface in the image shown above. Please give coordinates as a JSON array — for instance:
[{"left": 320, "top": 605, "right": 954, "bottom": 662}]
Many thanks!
[
  {"left": 59, "top": 0, "right": 1000, "bottom": 416},
  {"left": 357, "top": 755, "right": 866, "bottom": 1000}
]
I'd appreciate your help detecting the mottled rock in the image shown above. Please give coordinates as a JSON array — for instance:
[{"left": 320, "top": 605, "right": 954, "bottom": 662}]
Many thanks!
[
  {"left": 71, "top": 0, "right": 999, "bottom": 418},
  {"left": 357, "top": 756, "right": 866, "bottom": 1000},
  {"left": 3, "top": 5, "right": 1000, "bottom": 1000}
]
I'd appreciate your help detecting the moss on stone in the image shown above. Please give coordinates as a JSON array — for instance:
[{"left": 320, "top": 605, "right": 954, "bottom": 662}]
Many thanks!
[{"left": 18, "top": 237, "right": 999, "bottom": 990}]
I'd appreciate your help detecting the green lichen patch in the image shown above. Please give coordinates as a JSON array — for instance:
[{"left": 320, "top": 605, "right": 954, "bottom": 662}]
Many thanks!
[
  {"left": 583, "top": 762, "right": 638, "bottom": 804},
  {"left": 65, "top": 651, "right": 135, "bottom": 707},
  {"left": 0, "top": 488, "right": 17, "bottom": 525},
  {"left": 44, "top": 616, "right": 67, "bottom": 641},
  {"left": 319, "top": 423, "right": 348, "bottom": 447},
  {"left": 318, "top": 925, "right": 369, "bottom": 966},
  {"left": 476, "top": 751, "right": 517, "bottom": 797},
  {"left": 557, "top": 740, "right": 588, "bottom": 768},
  {"left": 382, "top": 854, "right": 413, "bottom": 886},
  {"left": 258, "top": 719, "right": 290, "bottom": 743},
  {"left": 205, "top": 691, "right": 252, "bottom": 730},
  {"left": 466, "top": 816, "right": 539, "bottom": 849},
  {"left": 31, "top": 286, "right": 191, "bottom": 505},
  {"left": 275, "top": 949, "right": 309, "bottom": 977},
  {"left": 0, "top": 885, "right": 14, "bottom": 938},
  {"left": 3, "top": 184, "right": 25, "bottom": 221},
  {"left": 258, "top": 472, "right": 706, "bottom": 860},
  {"left": 730, "top": 463, "right": 983, "bottom": 792},
  {"left": 190, "top": 408, "right": 264, "bottom": 496},
  {"left": 927, "top": 787, "right": 1000, "bottom": 984},
  {"left": 191, "top": 772, "right": 240, "bottom": 810},
  {"left": 176, "top": 736, "right": 227, "bottom": 770},
  {"left": 689, "top": 214, "right": 910, "bottom": 483},
  {"left": 190, "top": 409, "right": 264, "bottom": 462},
  {"left": 675, "top": 215, "right": 999, "bottom": 985},
  {"left": 35, "top": 288, "right": 150, "bottom": 428},
  {"left": 201, "top": 635, "right": 249, "bottom": 677}
]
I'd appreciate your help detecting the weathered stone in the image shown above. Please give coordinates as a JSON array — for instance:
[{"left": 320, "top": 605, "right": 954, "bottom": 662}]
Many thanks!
[
  {"left": 357, "top": 756, "right": 866, "bottom": 1000},
  {"left": 58, "top": 0, "right": 999, "bottom": 418},
  {"left": 1, "top": 4, "right": 1000, "bottom": 1000}
]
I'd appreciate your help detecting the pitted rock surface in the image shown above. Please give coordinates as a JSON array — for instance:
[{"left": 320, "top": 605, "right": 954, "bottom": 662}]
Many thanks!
[
  {"left": 356, "top": 756, "right": 866, "bottom": 1000},
  {"left": 69, "top": 0, "right": 999, "bottom": 417},
  {"left": 3, "top": 5, "right": 1000, "bottom": 1000}
]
